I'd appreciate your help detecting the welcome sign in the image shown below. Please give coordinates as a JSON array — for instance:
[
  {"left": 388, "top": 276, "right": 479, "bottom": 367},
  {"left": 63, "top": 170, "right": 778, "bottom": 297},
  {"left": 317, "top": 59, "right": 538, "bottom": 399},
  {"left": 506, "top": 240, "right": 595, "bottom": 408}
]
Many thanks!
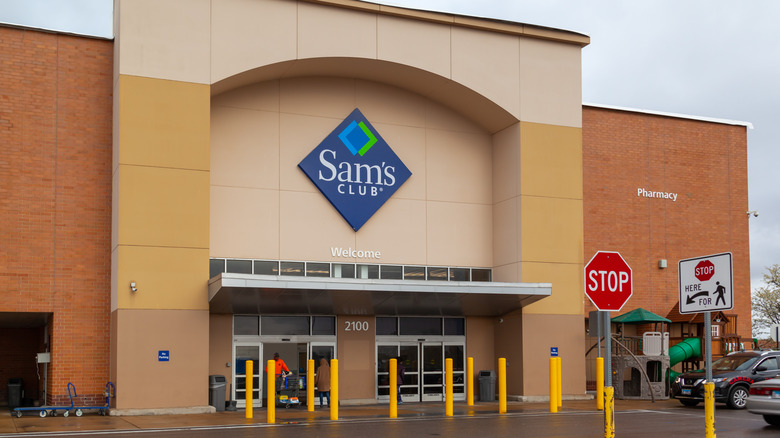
[{"left": 299, "top": 109, "right": 412, "bottom": 231}]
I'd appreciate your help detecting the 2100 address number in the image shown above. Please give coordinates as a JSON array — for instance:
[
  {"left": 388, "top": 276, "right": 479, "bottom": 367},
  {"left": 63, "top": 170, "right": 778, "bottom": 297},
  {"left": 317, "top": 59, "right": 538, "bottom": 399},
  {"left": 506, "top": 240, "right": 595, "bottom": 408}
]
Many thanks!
[{"left": 344, "top": 321, "right": 369, "bottom": 331}]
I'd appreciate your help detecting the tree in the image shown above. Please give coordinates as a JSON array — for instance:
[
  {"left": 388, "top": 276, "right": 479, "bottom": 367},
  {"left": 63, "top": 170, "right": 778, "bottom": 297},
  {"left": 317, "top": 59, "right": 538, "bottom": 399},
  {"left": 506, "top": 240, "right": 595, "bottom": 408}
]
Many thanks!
[{"left": 752, "top": 264, "right": 780, "bottom": 337}]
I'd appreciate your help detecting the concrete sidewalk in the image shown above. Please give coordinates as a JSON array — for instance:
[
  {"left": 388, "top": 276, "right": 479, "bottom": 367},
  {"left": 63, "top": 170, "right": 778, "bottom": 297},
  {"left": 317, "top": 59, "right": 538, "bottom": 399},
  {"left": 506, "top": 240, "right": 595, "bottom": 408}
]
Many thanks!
[{"left": 1, "top": 399, "right": 681, "bottom": 435}]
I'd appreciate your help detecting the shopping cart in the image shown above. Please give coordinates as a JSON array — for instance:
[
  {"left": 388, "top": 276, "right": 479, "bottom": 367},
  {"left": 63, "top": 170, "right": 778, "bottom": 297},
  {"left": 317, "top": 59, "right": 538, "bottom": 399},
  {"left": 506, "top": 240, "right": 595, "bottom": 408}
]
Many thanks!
[{"left": 275, "top": 373, "right": 302, "bottom": 408}]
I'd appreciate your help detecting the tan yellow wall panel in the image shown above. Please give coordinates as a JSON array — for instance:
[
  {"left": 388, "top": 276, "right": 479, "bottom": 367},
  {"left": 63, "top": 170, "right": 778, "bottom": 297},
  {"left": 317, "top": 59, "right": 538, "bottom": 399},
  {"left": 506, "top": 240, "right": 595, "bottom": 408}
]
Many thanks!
[
  {"left": 426, "top": 201, "right": 492, "bottom": 267},
  {"left": 520, "top": 262, "right": 584, "bottom": 316},
  {"left": 210, "top": 186, "right": 280, "bottom": 260},
  {"left": 116, "top": 245, "right": 209, "bottom": 310},
  {"left": 520, "top": 196, "right": 583, "bottom": 265},
  {"left": 211, "top": 0, "right": 297, "bottom": 83},
  {"left": 493, "top": 198, "right": 519, "bottom": 268},
  {"left": 521, "top": 313, "right": 585, "bottom": 396},
  {"left": 425, "top": 129, "right": 492, "bottom": 204},
  {"left": 116, "top": 0, "right": 210, "bottom": 84},
  {"left": 210, "top": 106, "right": 280, "bottom": 190},
  {"left": 492, "top": 310, "right": 524, "bottom": 394},
  {"left": 519, "top": 38, "right": 582, "bottom": 128},
  {"left": 355, "top": 198, "right": 426, "bottom": 265},
  {"left": 298, "top": 2, "right": 377, "bottom": 60},
  {"left": 118, "top": 76, "right": 210, "bottom": 171},
  {"left": 355, "top": 80, "right": 428, "bottom": 129},
  {"left": 377, "top": 15, "right": 451, "bottom": 79},
  {"left": 279, "top": 191, "right": 359, "bottom": 261},
  {"left": 114, "top": 309, "right": 210, "bottom": 409},
  {"left": 451, "top": 27, "right": 520, "bottom": 119},
  {"left": 492, "top": 123, "right": 520, "bottom": 203},
  {"left": 520, "top": 123, "right": 583, "bottom": 199},
  {"left": 116, "top": 165, "right": 209, "bottom": 249},
  {"left": 209, "top": 314, "right": 233, "bottom": 396}
]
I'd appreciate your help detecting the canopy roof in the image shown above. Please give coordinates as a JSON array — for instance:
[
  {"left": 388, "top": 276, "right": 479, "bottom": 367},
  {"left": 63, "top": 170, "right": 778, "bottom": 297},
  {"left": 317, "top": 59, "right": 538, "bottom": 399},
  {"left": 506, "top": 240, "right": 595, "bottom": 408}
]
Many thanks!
[{"left": 612, "top": 307, "right": 671, "bottom": 324}]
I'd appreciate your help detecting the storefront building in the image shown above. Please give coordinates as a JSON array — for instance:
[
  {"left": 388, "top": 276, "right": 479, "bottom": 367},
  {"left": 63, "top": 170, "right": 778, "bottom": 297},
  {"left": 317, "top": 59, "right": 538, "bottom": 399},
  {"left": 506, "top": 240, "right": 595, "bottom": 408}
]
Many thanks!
[{"left": 0, "top": 0, "right": 750, "bottom": 413}]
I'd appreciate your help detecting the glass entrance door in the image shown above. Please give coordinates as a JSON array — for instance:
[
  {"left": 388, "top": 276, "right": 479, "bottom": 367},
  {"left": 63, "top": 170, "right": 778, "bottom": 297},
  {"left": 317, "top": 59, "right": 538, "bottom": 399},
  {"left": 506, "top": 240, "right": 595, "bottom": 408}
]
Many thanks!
[
  {"left": 377, "top": 341, "right": 465, "bottom": 403},
  {"left": 234, "top": 343, "right": 261, "bottom": 408}
]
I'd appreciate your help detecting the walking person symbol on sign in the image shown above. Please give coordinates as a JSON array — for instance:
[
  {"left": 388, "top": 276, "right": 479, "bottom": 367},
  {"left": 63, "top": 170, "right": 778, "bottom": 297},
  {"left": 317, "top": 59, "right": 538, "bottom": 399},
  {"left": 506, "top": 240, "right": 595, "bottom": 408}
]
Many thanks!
[{"left": 714, "top": 281, "right": 727, "bottom": 306}]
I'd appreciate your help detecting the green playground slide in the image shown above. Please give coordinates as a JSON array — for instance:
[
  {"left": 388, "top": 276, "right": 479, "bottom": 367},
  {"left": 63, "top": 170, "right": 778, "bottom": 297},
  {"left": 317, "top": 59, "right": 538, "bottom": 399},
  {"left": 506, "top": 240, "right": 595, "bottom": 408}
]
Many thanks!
[{"left": 667, "top": 337, "right": 701, "bottom": 381}]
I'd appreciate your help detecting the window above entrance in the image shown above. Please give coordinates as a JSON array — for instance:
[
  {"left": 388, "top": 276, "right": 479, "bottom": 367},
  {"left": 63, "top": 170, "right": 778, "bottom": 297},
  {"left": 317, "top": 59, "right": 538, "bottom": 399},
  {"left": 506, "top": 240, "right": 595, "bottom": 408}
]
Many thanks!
[{"left": 210, "top": 258, "right": 492, "bottom": 283}]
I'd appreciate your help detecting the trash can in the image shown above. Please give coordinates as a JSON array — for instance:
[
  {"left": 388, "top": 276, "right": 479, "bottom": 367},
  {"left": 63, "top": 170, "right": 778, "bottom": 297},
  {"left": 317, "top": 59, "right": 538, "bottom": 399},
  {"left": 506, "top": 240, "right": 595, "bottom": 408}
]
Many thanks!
[
  {"left": 8, "top": 378, "right": 23, "bottom": 409},
  {"left": 209, "top": 375, "right": 227, "bottom": 412},
  {"left": 478, "top": 370, "right": 496, "bottom": 402}
]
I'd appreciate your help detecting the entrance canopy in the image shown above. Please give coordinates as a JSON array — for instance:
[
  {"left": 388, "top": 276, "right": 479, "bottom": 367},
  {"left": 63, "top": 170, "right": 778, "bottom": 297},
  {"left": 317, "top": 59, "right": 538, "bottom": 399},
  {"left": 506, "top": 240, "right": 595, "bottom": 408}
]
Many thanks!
[{"left": 208, "top": 273, "right": 551, "bottom": 316}]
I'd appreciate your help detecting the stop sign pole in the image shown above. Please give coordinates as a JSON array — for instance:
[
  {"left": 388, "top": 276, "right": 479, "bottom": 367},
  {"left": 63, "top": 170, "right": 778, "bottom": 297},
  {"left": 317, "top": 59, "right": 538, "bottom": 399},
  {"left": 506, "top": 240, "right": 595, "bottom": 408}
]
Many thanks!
[{"left": 585, "top": 251, "right": 632, "bottom": 435}]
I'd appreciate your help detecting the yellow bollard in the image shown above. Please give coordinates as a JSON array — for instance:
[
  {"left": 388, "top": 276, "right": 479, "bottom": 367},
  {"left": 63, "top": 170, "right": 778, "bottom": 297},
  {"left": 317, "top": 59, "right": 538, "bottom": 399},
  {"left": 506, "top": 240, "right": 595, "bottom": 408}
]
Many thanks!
[
  {"left": 307, "top": 359, "right": 314, "bottom": 412},
  {"left": 498, "top": 358, "right": 506, "bottom": 414},
  {"left": 705, "top": 382, "right": 716, "bottom": 438},
  {"left": 467, "top": 357, "right": 474, "bottom": 406},
  {"left": 267, "top": 360, "right": 275, "bottom": 424},
  {"left": 596, "top": 357, "right": 604, "bottom": 410},
  {"left": 389, "top": 358, "right": 397, "bottom": 418},
  {"left": 604, "top": 386, "right": 614, "bottom": 438},
  {"left": 557, "top": 357, "right": 562, "bottom": 409},
  {"left": 549, "top": 357, "right": 558, "bottom": 413},
  {"left": 246, "top": 360, "right": 253, "bottom": 419},
  {"left": 446, "top": 358, "right": 453, "bottom": 416},
  {"left": 331, "top": 359, "right": 338, "bottom": 420}
]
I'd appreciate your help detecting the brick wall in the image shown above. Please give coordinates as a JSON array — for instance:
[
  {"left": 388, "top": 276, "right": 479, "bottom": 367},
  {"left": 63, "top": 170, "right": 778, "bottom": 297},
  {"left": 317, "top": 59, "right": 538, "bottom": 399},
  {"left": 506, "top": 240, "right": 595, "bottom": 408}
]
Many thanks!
[
  {"left": 583, "top": 106, "right": 751, "bottom": 338},
  {"left": 0, "top": 26, "right": 113, "bottom": 406}
]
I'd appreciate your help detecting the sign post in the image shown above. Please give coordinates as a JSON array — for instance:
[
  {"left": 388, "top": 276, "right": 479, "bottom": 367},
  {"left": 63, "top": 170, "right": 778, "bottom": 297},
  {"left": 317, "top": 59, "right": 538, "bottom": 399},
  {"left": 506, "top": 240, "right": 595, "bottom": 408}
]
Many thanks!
[
  {"left": 585, "top": 251, "right": 631, "bottom": 438},
  {"left": 679, "top": 252, "right": 733, "bottom": 438},
  {"left": 770, "top": 324, "right": 780, "bottom": 350}
]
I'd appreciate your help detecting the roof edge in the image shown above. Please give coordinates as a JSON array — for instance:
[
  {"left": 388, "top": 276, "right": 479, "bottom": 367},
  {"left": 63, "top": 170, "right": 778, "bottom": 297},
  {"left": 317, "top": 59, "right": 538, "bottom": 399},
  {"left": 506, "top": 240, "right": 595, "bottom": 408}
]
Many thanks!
[{"left": 584, "top": 102, "right": 753, "bottom": 129}]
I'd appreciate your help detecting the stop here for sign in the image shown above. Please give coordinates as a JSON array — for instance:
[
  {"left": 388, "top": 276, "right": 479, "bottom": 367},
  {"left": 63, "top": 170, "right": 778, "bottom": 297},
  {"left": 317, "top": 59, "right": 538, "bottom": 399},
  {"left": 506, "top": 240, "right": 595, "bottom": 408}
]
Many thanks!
[{"left": 584, "top": 251, "right": 633, "bottom": 311}]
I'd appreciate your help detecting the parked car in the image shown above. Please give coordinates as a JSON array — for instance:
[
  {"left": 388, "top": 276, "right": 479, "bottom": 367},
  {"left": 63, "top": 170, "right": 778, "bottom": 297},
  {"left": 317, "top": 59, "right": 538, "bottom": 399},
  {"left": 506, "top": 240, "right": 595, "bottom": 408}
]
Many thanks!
[
  {"left": 671, "top": 350, "right": 780, "bottom": 409},
  {"left": 747, "top": 377, "right": 780, "bottom": 426}
]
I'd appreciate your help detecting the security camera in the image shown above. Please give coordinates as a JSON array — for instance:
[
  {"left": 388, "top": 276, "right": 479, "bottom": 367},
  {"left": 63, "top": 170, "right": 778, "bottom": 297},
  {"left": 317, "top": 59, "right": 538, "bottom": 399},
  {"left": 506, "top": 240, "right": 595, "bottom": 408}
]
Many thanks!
[
  {"left": 130, "top": 282, "right": 137, "bottom": 292},
  {"left": 754, "top": 211, "right": 759, "bottom": 217},
  {"left": 747, "top": 210, "right": 759, "bottom": 217}
]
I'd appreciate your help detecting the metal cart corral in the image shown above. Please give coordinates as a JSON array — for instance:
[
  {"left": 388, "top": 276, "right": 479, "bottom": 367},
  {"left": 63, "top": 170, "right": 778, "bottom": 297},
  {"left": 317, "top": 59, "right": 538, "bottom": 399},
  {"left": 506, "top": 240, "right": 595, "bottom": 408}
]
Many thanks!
[
  {"left": 13, "top": 382, "right": 76, "bottom": 418},
  {"left": 71, "top": 382, "right": 115, "bottom": 416}
]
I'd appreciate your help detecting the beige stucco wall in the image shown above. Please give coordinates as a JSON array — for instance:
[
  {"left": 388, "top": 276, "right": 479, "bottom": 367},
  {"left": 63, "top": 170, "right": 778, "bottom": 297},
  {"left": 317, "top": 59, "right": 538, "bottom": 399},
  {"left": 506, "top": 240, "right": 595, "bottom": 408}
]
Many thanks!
[
  {"left": 113, "top": 0, "right": 588, "bottom": 407},
  {"left": 210, "top": 78, "right": 493, "bottom": 266}
]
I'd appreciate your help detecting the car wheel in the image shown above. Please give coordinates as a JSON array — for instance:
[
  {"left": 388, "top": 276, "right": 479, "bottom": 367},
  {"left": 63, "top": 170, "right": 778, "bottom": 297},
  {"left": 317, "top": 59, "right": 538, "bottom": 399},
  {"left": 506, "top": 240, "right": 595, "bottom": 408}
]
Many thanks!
[
  {"left": 726, "top": 385, "right": 749, "bottom": 409},
  {"left": 679, "top": 399, "right": 699, "bottom": 407},
  {"left": 763, "top": 415, "right": 780, "bottom": 426}
]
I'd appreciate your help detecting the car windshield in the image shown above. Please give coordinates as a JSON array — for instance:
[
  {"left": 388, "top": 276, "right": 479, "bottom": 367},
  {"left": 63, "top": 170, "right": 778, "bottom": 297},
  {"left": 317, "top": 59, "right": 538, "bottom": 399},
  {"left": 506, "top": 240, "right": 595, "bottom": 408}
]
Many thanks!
[{"left": 711, "top": 355, "right": 758, "bottom": 371}]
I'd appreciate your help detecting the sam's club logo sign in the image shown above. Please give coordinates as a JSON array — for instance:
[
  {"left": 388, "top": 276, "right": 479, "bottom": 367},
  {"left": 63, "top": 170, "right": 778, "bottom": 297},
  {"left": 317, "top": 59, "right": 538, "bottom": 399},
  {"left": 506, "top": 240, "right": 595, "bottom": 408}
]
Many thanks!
[{"left": 298, "top": 109, "right": 411, "bottom": 231}]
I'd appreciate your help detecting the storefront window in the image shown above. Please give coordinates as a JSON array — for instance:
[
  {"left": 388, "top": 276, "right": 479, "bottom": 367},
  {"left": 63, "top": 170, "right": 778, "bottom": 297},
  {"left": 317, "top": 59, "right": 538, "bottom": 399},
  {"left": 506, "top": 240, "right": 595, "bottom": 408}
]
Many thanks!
[
  {"left": 444, "top": 318, "right": 465, "bottom": 336},
  {"left": 279, "top": 261, "right": 304, "bottom": 276},
  {"left": 426, "top": 267, "right": 448, "bottom": 281},
  {"left": 403, "top": 266, "right": 425, "bottom": 280},
  {"left": 376, "top": 317, "right": 398, "bottom": 335},
  {"left": 306, "top": 262, "right": 330, "bottom": 277},
  {"left": 331, "top": 264, "right": 355, "bottom": 278},
  {"left": 261, "top": 316, "right": 309, "bottom": 335},
  {"left": 210, "top": 259, "right": 225, "bottom": 278},
  {"left": 234, "top": 315, "right": 259, "bottom": 335},
  {"left": 400, "top": 317, "right": 441, "bottom": 335},
  {"left": 357, "top": 264, "right": 379, "bottom": 279},
  {"left": 312, "top": 316, "right": 336, "bottom": 335},
  {"left": 226, "top": 259, "right": 252, "bottom": 274},
  {"left": 449, "top": 268, "right": 470, "bottom": 281},
  {"left": 471, "top": 269, "right": 491, "bottom": 282},
  {"left": 254, "top": 260, "right": 278, "bottom": 275},
  {"left": 380, "top": 265, "right": 402, "bottom": 280}
]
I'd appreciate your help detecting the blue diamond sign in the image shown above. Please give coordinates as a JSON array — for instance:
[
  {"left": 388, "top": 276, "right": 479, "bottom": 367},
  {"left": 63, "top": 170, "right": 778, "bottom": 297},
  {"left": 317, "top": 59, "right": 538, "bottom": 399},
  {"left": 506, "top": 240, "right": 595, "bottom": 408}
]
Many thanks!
[{"left": 298, "top": 108, "right": 412, "bottom": 231}]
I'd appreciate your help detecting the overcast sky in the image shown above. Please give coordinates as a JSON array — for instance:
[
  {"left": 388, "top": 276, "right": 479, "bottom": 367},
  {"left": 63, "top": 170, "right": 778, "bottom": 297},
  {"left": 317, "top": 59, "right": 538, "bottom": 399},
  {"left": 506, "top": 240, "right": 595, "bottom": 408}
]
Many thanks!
[{"left": 1, "top": 0, "right": 777, "bottom": 291}]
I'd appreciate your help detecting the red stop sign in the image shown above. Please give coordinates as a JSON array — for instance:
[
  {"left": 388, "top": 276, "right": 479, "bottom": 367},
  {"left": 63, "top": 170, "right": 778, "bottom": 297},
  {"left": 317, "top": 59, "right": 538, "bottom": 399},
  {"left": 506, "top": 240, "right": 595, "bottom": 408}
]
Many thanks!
[
  {"left": 584, "top": 251, "right": 633, "bottom": 311},
  {"left": 694, "top": 260, "right": 715, "bottom": 281}
]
